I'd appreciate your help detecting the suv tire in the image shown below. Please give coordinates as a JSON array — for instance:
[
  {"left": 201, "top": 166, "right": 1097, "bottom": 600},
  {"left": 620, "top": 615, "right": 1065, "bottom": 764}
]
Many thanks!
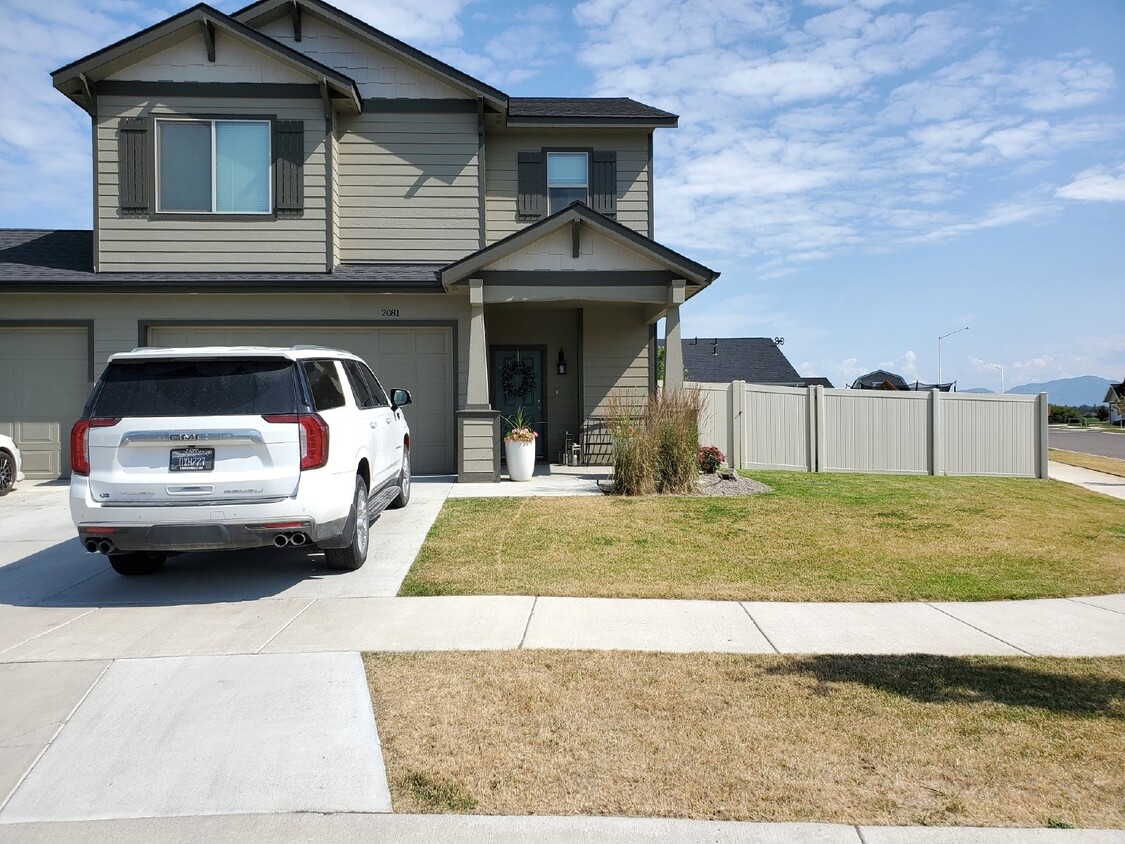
[
  {"left": 109, "top": 552, "right": 167, "bottom": 576},
  {"left": 388, "top": 447, "right": 411, "bottom": 509},
  {"left": 0, "top": 451, "right": 14, "bottom": 496},
  {"left": 325, "top": 475, "right": 369, "bottom": 571}
]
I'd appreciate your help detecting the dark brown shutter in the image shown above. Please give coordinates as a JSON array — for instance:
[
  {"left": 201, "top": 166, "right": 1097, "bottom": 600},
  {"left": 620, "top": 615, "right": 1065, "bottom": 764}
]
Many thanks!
[
  {"left": 591, "top": 150, "right": 617, "bottom": 217},
  {"left": 274, "top": 120, "right": 304, "bottom": 212},
  {"left": 117, "top": 118, "right": 149, "bottom": 214},
  {"left": 517, "top": 151, "right": 546, "bottom": 219}
]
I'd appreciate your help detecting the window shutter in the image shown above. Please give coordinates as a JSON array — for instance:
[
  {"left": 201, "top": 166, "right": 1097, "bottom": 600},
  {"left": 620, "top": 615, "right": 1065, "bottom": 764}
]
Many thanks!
[
  {"left": 517, "top": 151, "right": 546, "bottom": 219},
  {"left": 274, "top": 120, "right": 304, "bottom": 212},
  {"left": 117, "top": 118, "right": 149, "bottom": 214},
  {"left": 591, "top": 150, "right": 617, "bottom": 217}
]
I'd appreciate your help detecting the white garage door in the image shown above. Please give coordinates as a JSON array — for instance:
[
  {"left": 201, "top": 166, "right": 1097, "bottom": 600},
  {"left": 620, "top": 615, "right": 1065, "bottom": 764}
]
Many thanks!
[
  {"left": 0, "top": 327, "right": 91, "bottom": 478},
  {"left": 146, "top": 324, "right": 455, "bottom": 475}
]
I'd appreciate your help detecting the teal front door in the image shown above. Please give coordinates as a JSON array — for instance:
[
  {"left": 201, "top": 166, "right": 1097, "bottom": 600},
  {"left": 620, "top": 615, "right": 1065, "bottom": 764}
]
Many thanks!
[{"left": 491, "top": 347, "right": 546, "bottom": 459}]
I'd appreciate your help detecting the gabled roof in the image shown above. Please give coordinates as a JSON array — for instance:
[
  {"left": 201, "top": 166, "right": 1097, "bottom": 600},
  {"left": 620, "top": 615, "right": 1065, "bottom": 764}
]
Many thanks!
[
  {"left": 439, "top": 203, "right": 719, "bottom": 289},
  {"left": 52, "top": 3, "right": 362, "bottom": 114},
  {"left": 676, "top": 338, "right": 803, "bottom": 384},
  {"left": 0, "top": 230, "right": 442, "bottom": 292},
  {"left": 1106, "top": 381, "right": 1125, "bottom": 402},
  {"left": 508, "top": 98, "right": 678, "bottom": 127},
  {"left": 232, "top": 0, "right": 506, "bottom": 110}
]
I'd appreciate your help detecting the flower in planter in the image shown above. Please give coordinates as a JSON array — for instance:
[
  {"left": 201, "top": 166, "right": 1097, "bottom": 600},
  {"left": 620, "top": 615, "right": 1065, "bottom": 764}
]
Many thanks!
[
  {"left": 504, "top": 407, "right": 539, "bottom": 443},
  {"left": 698, "top": 445, "right": 725, "bottom": 474}
]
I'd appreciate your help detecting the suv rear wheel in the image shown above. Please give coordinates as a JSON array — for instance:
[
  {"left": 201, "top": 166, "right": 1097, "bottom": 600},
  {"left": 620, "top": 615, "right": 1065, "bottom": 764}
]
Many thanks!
[
  {"left": 0, "top": 451, "right": 14, "bottom": 496},
  {"left": 325, "top": 475, "right": 369, "bottom": 571},
  {"left": 109, "top": 552, "right": 167, "bottom": 576}
]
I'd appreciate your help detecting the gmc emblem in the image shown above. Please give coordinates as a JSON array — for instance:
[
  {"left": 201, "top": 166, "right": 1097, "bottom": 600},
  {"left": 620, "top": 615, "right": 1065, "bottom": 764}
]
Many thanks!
[{"left": 169, "top": 433, "right": 199, "bottom": 441}]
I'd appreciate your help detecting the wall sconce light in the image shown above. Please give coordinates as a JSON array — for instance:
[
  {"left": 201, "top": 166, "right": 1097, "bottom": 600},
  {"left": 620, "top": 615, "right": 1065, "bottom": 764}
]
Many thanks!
[{"left": 556, "top": 348, "right": 567, "bottom": 375}]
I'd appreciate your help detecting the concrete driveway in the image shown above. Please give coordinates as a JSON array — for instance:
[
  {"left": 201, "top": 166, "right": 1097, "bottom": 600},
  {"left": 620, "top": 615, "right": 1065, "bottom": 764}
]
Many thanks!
[{"left": 0, "top": 478, "right": 454, "bottom": 607}]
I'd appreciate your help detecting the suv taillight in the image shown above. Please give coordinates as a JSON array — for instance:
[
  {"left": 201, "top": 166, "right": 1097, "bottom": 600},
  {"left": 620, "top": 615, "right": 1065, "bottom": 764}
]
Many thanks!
[
  {"left": 263, "top": 413, "right": 329, "bottom": 471},
  {"left": 70, "top": 418, "right": 120, "bottom": 476}
]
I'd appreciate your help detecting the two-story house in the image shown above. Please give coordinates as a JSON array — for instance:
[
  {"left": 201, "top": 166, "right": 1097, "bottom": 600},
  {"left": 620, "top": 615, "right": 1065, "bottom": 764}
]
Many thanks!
[{"left": 0, "top": 0, "right": 717, "bottom": 481}]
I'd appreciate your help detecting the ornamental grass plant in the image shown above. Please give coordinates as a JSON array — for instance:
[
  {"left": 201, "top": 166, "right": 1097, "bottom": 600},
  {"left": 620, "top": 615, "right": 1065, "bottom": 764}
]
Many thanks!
[{"left": 605, "top": 387, "right": 703, "bottom": 495}]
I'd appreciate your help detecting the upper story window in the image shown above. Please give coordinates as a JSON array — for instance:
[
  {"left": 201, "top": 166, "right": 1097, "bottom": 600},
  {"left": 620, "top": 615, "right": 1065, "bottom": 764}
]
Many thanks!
[
  {"left": 547, "top": 152, "right": 588, "bottom": 214},
  {"left": 156, "top": 119, "right": 271, "bottom": 214}
]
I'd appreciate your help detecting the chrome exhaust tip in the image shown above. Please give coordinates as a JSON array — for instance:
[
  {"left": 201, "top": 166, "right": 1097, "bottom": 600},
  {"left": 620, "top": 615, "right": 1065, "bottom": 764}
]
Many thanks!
[
  {"left": 290, "top": 532, "right": 308, "bottom": 547},
  {"left": 97, "top": 540, "right": 113, "bottom": 555},
  {"left": 273, "top": 534, "right": 289, "bottom": 547},
  {"left": 84, "top": 539, "right": 99, "bottom": 553}
]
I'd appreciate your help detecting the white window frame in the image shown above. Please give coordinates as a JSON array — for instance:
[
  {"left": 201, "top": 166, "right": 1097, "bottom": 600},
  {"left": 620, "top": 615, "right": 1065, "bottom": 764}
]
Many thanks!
[
  {"left": 546, "top": 151, "right": 589, "bottom": 215},
  {"left": 154, "top": 118, "right": 273, "bottom": 215}
]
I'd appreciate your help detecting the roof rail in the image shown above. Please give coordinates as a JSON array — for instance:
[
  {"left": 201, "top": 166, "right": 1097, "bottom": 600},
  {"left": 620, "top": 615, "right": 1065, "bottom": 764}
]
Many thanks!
[{"left": 289, "top": 344, "right": 340, "bottom": 351}]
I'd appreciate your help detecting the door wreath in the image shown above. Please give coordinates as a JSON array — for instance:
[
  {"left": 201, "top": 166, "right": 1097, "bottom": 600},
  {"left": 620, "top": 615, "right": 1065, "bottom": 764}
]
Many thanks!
[{"left": 499, "top": 357, "right": 536, "bottom": 402}]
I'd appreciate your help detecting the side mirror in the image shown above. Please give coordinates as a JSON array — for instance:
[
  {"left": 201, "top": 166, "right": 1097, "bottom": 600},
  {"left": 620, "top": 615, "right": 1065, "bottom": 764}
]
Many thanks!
[{"left": 391, "top": 388, "right": 412, "bottom": 409}]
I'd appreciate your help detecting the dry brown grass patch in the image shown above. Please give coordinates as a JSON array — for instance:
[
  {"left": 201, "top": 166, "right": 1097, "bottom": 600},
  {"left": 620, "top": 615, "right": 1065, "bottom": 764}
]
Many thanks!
[
  {"left": 366, "top": 651, "right": 1125, "bottom": 827},
  {"left": 1051, "top": 448, "right": 1125, "bottom": 478}
]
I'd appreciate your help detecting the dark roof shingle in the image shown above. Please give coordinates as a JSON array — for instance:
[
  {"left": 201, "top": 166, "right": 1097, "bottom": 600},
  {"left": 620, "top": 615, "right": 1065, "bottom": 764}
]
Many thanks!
[
  {"left": 673, "top": 337, "right": 805, "bottom": 384},
  {"left": 0, "top": 229, "right": 443, "bottom": 291},
  {"left": 508, "top": 97, "right": 677, "bottom": 123}
]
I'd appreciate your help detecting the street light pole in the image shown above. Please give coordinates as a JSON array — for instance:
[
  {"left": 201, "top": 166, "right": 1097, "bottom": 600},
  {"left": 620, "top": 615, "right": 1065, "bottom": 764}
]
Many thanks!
[
  {"left": 937, "top": 326, "right": 969, "bottom": 385},
  {"left": 984, "top": 362, "right": 1005, "bottom": 394}
]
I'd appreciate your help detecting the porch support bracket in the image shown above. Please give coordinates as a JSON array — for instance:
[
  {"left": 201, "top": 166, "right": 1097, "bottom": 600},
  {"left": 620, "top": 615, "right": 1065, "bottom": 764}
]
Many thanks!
[{"left": 200, "top": 19, "right": 216, "bottom": 63}]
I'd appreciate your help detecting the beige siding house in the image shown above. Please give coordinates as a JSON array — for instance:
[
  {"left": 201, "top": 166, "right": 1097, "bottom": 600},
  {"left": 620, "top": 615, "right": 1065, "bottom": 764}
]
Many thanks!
[{"left": 0, "top": 0, "right": 717, "bottom": 481}]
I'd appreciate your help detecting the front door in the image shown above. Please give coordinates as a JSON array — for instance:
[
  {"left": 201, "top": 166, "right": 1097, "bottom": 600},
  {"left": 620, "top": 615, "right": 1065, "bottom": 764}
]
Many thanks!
[{"left": 490, "top": 347, "right": 546, "bottom": 459}]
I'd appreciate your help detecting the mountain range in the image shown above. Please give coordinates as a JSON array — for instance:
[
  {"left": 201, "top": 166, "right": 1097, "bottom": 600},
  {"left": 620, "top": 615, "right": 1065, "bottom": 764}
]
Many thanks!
[{"left": 963, "top": 375, "right": 1116, "bottom": 406}]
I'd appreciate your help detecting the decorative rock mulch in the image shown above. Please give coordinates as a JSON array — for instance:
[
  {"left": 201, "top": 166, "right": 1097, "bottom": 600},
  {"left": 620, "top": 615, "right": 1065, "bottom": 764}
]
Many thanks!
[{"left": 597, "top": 473, "right": 773, "bottom": 497}]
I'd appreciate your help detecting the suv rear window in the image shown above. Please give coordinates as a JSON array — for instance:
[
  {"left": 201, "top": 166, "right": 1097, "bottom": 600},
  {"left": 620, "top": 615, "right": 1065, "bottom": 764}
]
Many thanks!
[{"left": 91, "top": 358, "right": 298, "bottom": 417}]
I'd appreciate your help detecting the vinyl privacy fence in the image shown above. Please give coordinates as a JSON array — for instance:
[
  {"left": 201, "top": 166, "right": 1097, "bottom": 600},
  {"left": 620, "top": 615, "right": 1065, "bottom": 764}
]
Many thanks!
[{"left": 692, "top": 382, "right": 1049, "bottom": 478}]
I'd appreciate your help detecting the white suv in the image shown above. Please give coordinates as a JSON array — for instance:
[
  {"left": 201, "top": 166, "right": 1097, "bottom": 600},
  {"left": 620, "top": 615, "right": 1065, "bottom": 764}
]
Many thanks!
[{"left": 69, "top": 346, "right": 412, "bottom": 576}]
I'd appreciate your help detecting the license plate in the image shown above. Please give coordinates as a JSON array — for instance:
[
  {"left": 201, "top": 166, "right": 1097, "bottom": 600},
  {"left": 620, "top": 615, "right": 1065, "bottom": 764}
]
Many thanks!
[{"left": 169, "top": 447, "right": 215, "bottom": 472}]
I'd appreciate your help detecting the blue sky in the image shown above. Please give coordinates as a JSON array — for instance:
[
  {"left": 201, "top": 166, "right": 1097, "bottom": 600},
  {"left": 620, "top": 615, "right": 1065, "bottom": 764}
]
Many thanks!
[{"left": 1, "top": 0, "right": 1122, "bottom": 390}]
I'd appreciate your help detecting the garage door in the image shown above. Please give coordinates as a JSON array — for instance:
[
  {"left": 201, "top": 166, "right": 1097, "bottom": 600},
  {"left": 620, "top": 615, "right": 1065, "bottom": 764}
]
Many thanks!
[
  {"left": 0, "top": 327, "right": 91, "bottom": 478},
  {"left": 146, "top": 324, "right": 455, "bottom": 474}
]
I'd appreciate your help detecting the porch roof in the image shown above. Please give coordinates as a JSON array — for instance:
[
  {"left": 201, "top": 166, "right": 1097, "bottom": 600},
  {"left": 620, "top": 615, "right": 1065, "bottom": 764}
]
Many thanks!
[{"left": 438, "top": 203, "right": 719, "bottom": 290}]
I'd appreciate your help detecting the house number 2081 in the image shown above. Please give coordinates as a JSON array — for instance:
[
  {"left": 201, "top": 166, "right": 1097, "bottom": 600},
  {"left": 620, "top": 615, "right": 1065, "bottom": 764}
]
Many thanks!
[{"left": 381, "top": 309, "right": 400, "bottom": 317}]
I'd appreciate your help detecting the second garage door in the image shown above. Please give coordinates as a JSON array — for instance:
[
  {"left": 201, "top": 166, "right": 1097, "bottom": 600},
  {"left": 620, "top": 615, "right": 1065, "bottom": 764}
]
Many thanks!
[
  {"left": 146, "top": 324, "right": 455, "bottom": 475},
  {"left": 0, "top": 326, "right": 91, "bottom": 478}
]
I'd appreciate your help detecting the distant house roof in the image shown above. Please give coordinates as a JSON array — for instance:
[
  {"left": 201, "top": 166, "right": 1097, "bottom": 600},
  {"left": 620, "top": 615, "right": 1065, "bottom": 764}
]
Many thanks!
[
  {"left": 665, "top": 337, "right": 801, "bottom": 384},
  {"left": 507, "top": 98, "right": 678, "bottom": 127},
  {"left": 1106, "top": 379, "right": 1125, "bottom": 402},
  {"left": 801, "top": 377, "right": 835, "bottom": 389},
  {"left": 0, "top": 229, "right": 443, "bottom": 292}
]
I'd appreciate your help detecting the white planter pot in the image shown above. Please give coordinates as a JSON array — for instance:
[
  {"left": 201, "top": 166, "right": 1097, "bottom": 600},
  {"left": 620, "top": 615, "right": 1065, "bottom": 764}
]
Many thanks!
[{"left": 504, "top": 438, "right": 536, "bottom": 482}]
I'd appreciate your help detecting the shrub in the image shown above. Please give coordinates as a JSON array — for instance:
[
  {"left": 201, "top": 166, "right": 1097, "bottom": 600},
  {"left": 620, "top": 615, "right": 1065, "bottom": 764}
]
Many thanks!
[
  {"left": 605, "top": 387, "right": 703, "bottom": 495},
  {"left": 698, "top": 445, "right": 725, "bottom": 474}
]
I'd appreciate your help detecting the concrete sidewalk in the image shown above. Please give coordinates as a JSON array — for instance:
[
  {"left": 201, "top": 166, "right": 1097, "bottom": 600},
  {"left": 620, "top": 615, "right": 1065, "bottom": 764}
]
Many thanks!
[
  {"left": 1049, "top": 460, "right": 1125, "bottom": 501},
  {"left": 2, "top": 593, "right": 1122, "bottom": 661},
  {"left": 1, "top": 812, "right": 1121, "bottom": 842}
]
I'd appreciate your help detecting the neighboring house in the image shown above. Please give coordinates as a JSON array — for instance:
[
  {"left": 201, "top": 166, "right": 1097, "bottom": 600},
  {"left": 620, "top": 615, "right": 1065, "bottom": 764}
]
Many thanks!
[
  {"left": 671, "top": 337, "right": 832, "bottom": 387},
  {"left": 1106, "top": 379, "right": 1125, "bottom": 424},
  {"left": 0, "top": 0, "right": 718, "bottom": 481},
  {"left": 850, "top": 370, "right": 954, "bottom": 391}
]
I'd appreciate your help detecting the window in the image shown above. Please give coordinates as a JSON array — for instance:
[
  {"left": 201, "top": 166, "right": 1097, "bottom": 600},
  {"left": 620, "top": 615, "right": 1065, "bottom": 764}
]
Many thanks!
[
  {"left": 92, "top": 359, "right": 297, "bottom": 417},
  {"left": 343, "top": 360, "right": 389, "bottom": 409},
  {"left": 302, "top": 360, "right": 346, "bottom": 411},
  {"left": 157, "top": 119, "right": 271, "bottom": 214},
  {"left": 547, "top": 152, "right": 588, "bottom": 214}
]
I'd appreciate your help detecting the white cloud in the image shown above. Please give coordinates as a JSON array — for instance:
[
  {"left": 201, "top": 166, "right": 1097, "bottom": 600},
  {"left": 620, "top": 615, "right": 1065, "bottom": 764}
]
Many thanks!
[
  {"left": 327, "top": 0, "right": 473, "bottom": 44},
  {"left": 1057, "top": 164, "right": 1125, "bottom": 202}
]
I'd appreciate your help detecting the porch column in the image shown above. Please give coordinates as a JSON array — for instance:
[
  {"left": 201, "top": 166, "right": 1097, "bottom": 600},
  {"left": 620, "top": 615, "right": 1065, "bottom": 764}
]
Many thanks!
[
  {"left": 456, "top": 276, "right": 501, "bottom": 482},
  {"left": 466, "top": 277, "right": 489, "bottom": 408},
  {"left": 664, "top": 279, "right": 686, "bottom": 391}
]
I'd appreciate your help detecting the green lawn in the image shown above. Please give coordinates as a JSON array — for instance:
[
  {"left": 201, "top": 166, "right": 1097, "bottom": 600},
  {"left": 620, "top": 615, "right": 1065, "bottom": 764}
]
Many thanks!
[{"left": 400, "top": 472, "right": 1125, "bottom": 601}]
